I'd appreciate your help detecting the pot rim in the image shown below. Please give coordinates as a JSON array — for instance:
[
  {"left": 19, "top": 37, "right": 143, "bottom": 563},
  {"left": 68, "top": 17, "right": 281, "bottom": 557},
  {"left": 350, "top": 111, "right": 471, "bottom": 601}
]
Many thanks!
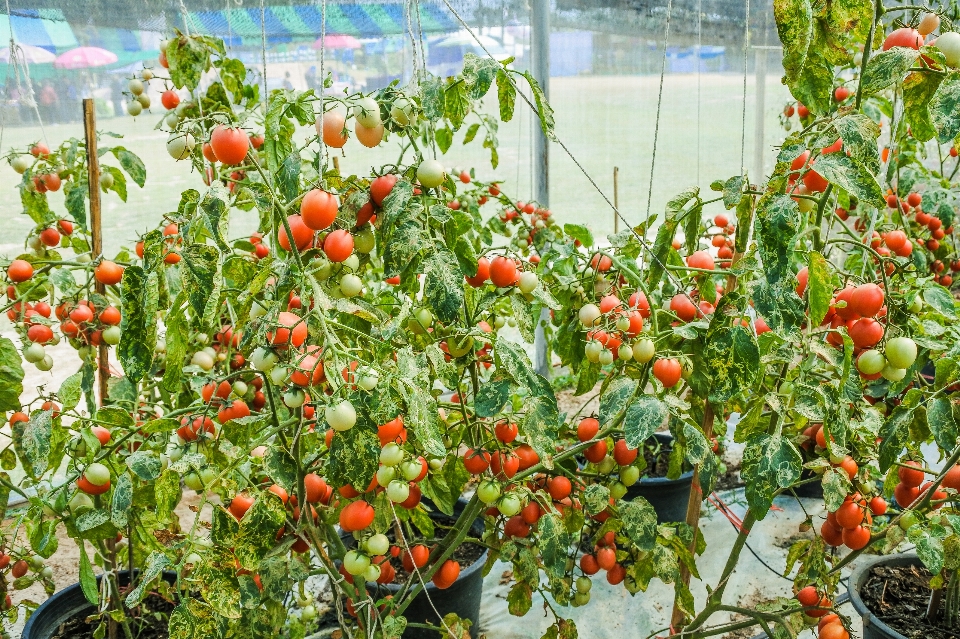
[
  {"left": 846, "top": 551, "right": 920, "bottom": 639},
  {"left": 22, "top": 570, "right": 179, "bottom": 639}
]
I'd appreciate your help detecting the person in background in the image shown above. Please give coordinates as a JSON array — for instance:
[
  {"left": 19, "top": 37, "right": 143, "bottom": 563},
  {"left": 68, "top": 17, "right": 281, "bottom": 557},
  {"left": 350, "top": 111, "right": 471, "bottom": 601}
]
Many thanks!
[
  {"left": 305, "top": 65, "right": 317, "bottom": 90},
  {"left": 283, "top": 71, "right": 294, "bottom": 90},
  {"left": 39, "top": 81, "right": 58, "bottom": 124}
]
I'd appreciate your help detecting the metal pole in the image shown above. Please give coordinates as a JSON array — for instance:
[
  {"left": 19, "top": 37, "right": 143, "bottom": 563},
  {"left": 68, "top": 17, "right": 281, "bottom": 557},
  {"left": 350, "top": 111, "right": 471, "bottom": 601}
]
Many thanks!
[
  {"left": 532, "top": 0, "right": 549, "bottom": 208},
  {"left": 531, "top": 0, "right": 551, "bottom": 378},
  {"left": 83, "top": 99, "right": 109, "bottom": 407},
  {"left": 752, "top": 11, "right": 769, "bottom": 182}
]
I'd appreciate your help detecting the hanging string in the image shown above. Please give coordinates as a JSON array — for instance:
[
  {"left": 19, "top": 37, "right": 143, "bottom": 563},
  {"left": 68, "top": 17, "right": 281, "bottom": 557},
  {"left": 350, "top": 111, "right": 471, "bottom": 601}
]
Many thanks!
[
  {"left": 178, "top": 0, "right": 192, "bottom": 35},
  {"left": 642, "top": 0, "right": 673, "bottom": 228},
  {"left": 3, "top": 0, "right": 48, "bottom": 147},
  {"left": 740, "top": 0, "right": 751, "bottom": 173},
  {"left": 316, "top": 0, "right": 328, "bottom": 176},
  {"left": 259, "top": 0, "right": 268, "bottom": 111},
  {"left": 695, "top": 0, "right": 702, "bottom": 186}
]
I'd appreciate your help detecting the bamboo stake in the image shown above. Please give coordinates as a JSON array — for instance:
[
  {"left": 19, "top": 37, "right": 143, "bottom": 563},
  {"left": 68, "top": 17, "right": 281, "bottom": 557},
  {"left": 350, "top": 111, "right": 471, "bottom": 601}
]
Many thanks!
[{"left": 82, "top": 99, "right": 110, "bottom": 406}]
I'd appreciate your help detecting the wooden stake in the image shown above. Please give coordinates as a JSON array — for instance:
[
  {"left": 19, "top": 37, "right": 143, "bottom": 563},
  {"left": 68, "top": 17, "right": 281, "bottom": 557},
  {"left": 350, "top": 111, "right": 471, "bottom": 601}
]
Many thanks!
[
  {"left": 613, "top": 166, "right": 619, "bottom": 233},
  {"left": 82, "top": 99, "right": 109, "bottom": 407}
]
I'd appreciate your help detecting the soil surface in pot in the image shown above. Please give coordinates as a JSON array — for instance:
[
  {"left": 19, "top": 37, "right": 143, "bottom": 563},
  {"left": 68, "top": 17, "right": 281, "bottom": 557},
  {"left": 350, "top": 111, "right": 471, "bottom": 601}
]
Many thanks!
[
  {"left": 860, "top": 563, "right": 958, "bottom": 639},
  {"left": 379, "top": 515, "right": 486, "bottom": 587},
  {"left": 50, "top": 593, "right": 175, "bottom": 639}
]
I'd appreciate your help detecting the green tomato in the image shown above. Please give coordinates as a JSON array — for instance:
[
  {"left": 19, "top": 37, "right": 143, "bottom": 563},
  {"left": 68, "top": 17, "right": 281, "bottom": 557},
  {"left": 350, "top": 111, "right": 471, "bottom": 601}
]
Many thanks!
[
  {"left": 340, "top": 273, "right": 363, "bottom": 297},
  {"left": 417, "top": 159, "right": 446, "bottom": 188},
  {"left": 497, "top": 493, "right": 523, "bottom": 516},
  {"left": 936, "top": 31, "right": 960, "bottom": 67},
  {"left": 899, "top": 510, "right": 919, "bottom": 530},
  {"left": 84, "top": 462, "right": 110, "bottom": 486},
  {"left": 11, "top": 155, "right": 31, "bottom": 174},
  {"left": 326, "top": 400, "right": 357, "bottom": 431},
  {"left": 184, "top": 471, "right": 203, "bottom": 491},
  {"left": 300, "top": 605, "right": 318, "bottom": 622},
  {"left": 598, "top": 349, "right": 614, "bottom": 366},
  {"left": 477, "top": 479, "right": 502, "bottom": 504},
  {"left": 573, "top": 591, "right": 591, "bottom": 606},
  {"left": 191, "top": 350, "right": 215, "bottom": 371},
  {"left": 102, "top": 325, "right": 122, "bottom": 345},
  {"left": 518, "top": 272, "right": 539, "bottom": 294},
  {"left": 376, "top": 465, "right": 397, "bottom": 486},
  {"left": 619, "top": 465, "right": 640, "bottom": 486},
  {"left": 380, "top": 443, "right": 404, "bottom": 466},
  {"left": 885, "top": 337, "right": 917, "bottom": 369},
  {"left": 616, "top": 316, "right": 631, "bottom": 332},
  {"left": 364, "top": 533, "right": 390, "bottom": 556},
  {"left": 343, "top": 550, "right": 370, "bottom": 576},
  {"left": 358, "top": 368, "right": 379, "bottom": 391},
  {"left": 199, "top": 467, "right": 217, "bottom": 486},
  {"left": 390, "top": 97, "right": 414, "bottom": 125},
  {"left": 363, "top": 563, "right": 382, "bottom": 582},
  {"left": 618, "top": 344, "right": 634, "bottom": 361},
  {"left": 400, "top": 459, "right": 422, "bottom": 481},
  {"left": 881, "top": 364, "right": 907, "bottom": 382},
  {"left": 23, "top": 343, "right": 45, "bottom": 363},
  {"left": 576, "top": 576, "right": 592, "bottom": 593},
  {"left": 632, "top": 339, "right": 655, "bottom": 363},
  {"left": 579, "top": 304, "right": 601, "bottom": 327},
  {"left": 597, "top": 456, "right": 616, "bottom": 475},
  {"left": 353, "top": 97, "right": 381, "bottom": 128},
  {"left": 857, "top": 349, "right": 886, "bottom": 375},
  {"left": 386, "top": 479, "right": 410, "bottom": 503},
  {"left": 127, "top": 101, "right": 143, "bottom": 116},
  {"left": 269, "top": 366, "right": 289, "bottom": 385},
  {"left": 69, "top": 492, "right": 94, "bottom": 513},
  {"left": 283, "top": 388, "right": 306, "bottom": 408},
  {"left": 609, "top": 480, "right": 627, "bottom": 500},
  {"left": 232, "top": 381, "right": 248, "bottom": 397},
  {"left": 584, "top": 340, "right": 603, "bottom": 363},
  {"left": 354, "top": 228, "right": 375, "bottom": 254}
]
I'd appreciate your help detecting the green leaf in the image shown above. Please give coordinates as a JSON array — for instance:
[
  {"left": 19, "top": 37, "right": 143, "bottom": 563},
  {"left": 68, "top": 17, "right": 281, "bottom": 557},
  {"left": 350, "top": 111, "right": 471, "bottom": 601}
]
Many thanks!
[
  {"left": 127, "top": 450, "right": 162, "bottom": 481},
  {"left": 774, "top": 0, "right": 813, "bottom": 86},
  {"left": 878, "top": 406, "right": 914, "bottom": 472},
  {"left": 537, "top": 514, "right": 572, "bottom": 580},
  {"left": 233, "top": 494, "right": 286, "bottom": 570},
  {"left": 200, "top": 185, "right": 231, "bottom": 251},
  {"left": 930, "top": 72, "right": 960, "bottom": 143},
  {"left": 420, "top": 76, "right": 445, "bottom": 121},
  {"left": 263, "top": 448, "right": 297, "bottom": 489},
  {"left": 812, "top": 151, "right": 885, "bottom": 208},
  {"left": 435, "top": 126, "right": 453, "bottom": 153},
  {"left": 563, "top": 223, "right": 594, "bottom": 248},
  {"left": 58, "top": 372, "right": 83, "bottom": 411},
  {"left": 463, "top": 123, "right": 481, "bottom": 145},
  {"left": 722, "top": 175, "right": 746, "bottom": 209},
  {"left": 166, "top": 36, "right": 212, "bottom": 91},
  {"left": 807, "top": 251, "right": 836, "bottom": 326},
  {"left": 0, "top": 337, "right": 23, "bottom": 413},
  {"left": 618, "top": 497, "right": 658, "bottom": 552},
  {"left": 624, "top": 396, "right": 667, "bottom": 449},
  {"left": 327, "top": 425, "right": 380, "bottom": 490},
  {"left": 741, "top": 433, "right": 802, "bottom": 520},
  {"left": 180, "top": 244, "right": 220, "bottom": 320},
  {"left": 599, "top": 377, "right": 638, "bottom": 426},
  {"left": 20, "top": 187, "right": 56, "bottom": 225},
  {"left": 832, "top": 113, "right": 882, "bottom": 174},
  {"left": 496, "top": 70, "right": 516, "bottom": 122},
  {"left": 396, "top": 381, "right": 446, "bottom": 458},
  {"left": 703, "top": 325, "right": 760, "bottom": 403},
  {"left": 860, "top": 47, "right": 920, "bottom": 96},
  {"left": 155, "top": 469, "right": 182, "bottom": 522},
  {"left": 168, "top": 598, "right": 222, "bottom": 639},
  {"left": 522, "top": 71, "right": 557, "bottom": 141},
  {"left": 647, "top": 187, "right": 700, "bottom": 287},
  {"left": 162, "top": 294, "right": 188, "bottom": 393},
  {"left": 12, "top": 410, "right": 51, "bottom": 479},
  {"left": 125, "top": 551, "right": 171, "bottom": 607},
  {"left": 924, "top": 284, "right": 957, "bottom": 318},
  {"left": 927, "top": 398, "right": 959, "bottom": 451},
  {"left": 444, "top": 81, "right": 470, "bottom": 131},
  {"left": 79, "top": 545, "right": 99, "bottom": 605},
  {"left": 423, "top": 247, "right": 464, "bottom": 325},
  {"left": 476, "top": 378, "right": 511, "bottom": 417},
  {"left": 111, "top": 474, "right": 133, "bottom": 528},
  {"left": 64, "top": 182, "right": 87, "bottom": 229},
  {"left": 522, "top": 394, "right": 561, "bottom": 469},
  {"left": 756, "top": 193, "right": 801, "bottom": 285},
  {"left": 119, "top": 266, "right": 158, "bottom": 383},
  {"left": 112, "top": 147, "right": 146, "bottom": 187},
  {"left": 790, "top": 51, "right": 833, "bottom": 116},
  {"left": 903, "top": 71, "right": 943, "bottom": 143}
]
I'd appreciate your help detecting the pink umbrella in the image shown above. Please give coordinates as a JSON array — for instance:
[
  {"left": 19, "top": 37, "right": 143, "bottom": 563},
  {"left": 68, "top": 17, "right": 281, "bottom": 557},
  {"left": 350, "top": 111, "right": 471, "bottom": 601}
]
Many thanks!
[
  {"left": 53, "top": 47, "right": 118, "bottom": 70},
  {"left": 312, "top": 34, "right": 362, "bottom": 50}
]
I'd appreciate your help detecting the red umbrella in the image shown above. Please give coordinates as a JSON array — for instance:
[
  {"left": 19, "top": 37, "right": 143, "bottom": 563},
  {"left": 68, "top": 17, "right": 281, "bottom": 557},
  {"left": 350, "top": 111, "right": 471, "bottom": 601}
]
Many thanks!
[
  {"left": 54, "top": 47, "right": 118, "bottom": 70},
  {"left": 312, "top": 34, "right": 362, "bottom": 50}
]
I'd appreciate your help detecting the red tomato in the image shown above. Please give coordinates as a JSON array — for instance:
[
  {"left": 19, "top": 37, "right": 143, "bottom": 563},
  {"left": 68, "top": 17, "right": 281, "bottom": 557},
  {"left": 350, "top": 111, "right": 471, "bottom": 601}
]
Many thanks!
[
  {"left": 432, "top": 560, "right": 460, "bottom": 589},
  {"left": 95, "top": 260, "right": 124, "bottom": 286},
  {"left": 577, "top": 417, "right": 599, "bottom": 442},
  {"left": 300, "top": 189, "right": 339, "bottom": 231},
  {"left": 210, "top": 125, "right": 250, "bottom": 165},
  {"left": 466, "top": 257, "right": 490, "bottom": 287},
  {"left": 161, "top": 90, "right": 180, "bottom": 110},
  {"left": 278, "top": 214, "right": 314, "bottom": 252},
  {"left": 489, "top": 256, "right": 518, "bottom": 287},
  {"left": 898, "top": 461, "right": 925, "bottom": 487},
  {"left": 613, "top": 439, "right": 638, "bottom": 466},
  {"left": 339, "top": 500, "right": 375, "bottom": 532},
  {"left": 323, "top": 229, "right": 354, "bottom": 262},
  {"left": 652, "top": 358, "right": 683, "bottom": 388},
  {"left": 883, "top": 27, "right": 922, "bottom": 50}
]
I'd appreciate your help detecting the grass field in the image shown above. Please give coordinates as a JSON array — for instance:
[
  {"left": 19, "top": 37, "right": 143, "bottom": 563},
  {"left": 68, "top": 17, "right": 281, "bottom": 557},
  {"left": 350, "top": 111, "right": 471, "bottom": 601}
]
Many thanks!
[{"left": 0, "top": 72, "right": 793, "bottom": 259}]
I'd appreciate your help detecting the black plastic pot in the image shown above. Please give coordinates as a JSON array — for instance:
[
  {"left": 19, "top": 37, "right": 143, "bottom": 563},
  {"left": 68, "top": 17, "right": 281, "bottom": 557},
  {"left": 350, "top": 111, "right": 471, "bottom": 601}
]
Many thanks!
[
  {"left": 848, "top": 552, "right": 921, "bottom": 639},
  {"left": 347, "top": 498, "right": 488, "bottom": 639},
  {"left": 625, "top": 433, "right": 695, "bottom": 523},
  {"left": 22, "top": 570, "right": 178, "bottom": 639}
]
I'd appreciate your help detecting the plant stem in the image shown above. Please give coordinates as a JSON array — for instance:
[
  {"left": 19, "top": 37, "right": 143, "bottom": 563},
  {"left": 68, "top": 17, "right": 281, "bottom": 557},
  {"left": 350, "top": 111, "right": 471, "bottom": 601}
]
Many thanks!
[
  {"left": 854, "top": 0, "right": 883, "bottom": 112},
  {"left": 812, "top": 184, "right": 833, "bottom": 253}
]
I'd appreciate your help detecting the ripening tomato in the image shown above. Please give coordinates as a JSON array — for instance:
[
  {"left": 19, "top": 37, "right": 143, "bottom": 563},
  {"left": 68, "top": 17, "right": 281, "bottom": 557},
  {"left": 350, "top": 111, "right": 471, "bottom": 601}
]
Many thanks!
[
  {"left": 628, "top": 291, "right": 651, "bottom": 317},
  {"left": 95, "top": 260, "right": 124, "bottom": 286},
  {"left": 210, "top": 125, "right": 250, "bottom": 165},
  {"left": 849, "top": 283, "right": 884, "bottom": 317},
  {"left": 842, "top": 525, "right": 871, "bottom": 550},
  {"left": 489, "top": 256, "right": 518, "bottom": 287},
  {"left": 463, "top": 449, "right": 491, "bottom": 474},
  {"left": 339, "top": 500, "right": 375, "bottom": 532},
  {"left": 269, "top": 311, "right": 308, "bottom": 347},
  {"left": 466, "top": 256, "right": 490, "bottom": 287},
  {"left": 584, "top": 439, "right": 607, "bottom": 463},
  {"left": 323, "top": 229, "right": 354, "bottom": 262},
  {"left": 580, "top": 554, "right": 599, "bottom": 575},
  {"left": 39, "top": 227, "right": 60, "bottom": 247},
  {"left": 652, "top": 358, "right": 682, "bottom": 388},
  {"left": 432, "top": 560, "right": 460, "bottom": 589},
  {"left": 99, "top": 306, "right": 121, "bottom": 325},
  {"left": 849, "top": 317, "right": 884, "bottom": 348},
  {"left": 229, "top": 493, "right": 255, "bottom": 519},
  {"left": 495, "top": 421, "right": 518, "bottom": 443},
  {"left": 516, "top": 444, "right": 539, "bottom": 470},
  {"left": 161, "top": 89, "right": 180, "bottom": 110},
  {"left": 821, "top": 520, "right": 844, "bottom": 546},
  {"left": 577, "top": 417, "right": 600, "bottom": 442},
  {"left": 883, "top": 27, "right": 922, "bottom": 51},
  {"left": 278, "top": 214, "right": 314, "bottom": 252},
  {"left": 894, "top": 482, "right": 920, "bottom": 508},
  {"left": 670, "top": 293, "right": 698, "bottom": 322},
  {"left": 491, "top": 451, "right": 519, "bottom": 479},
  {"left": 613, "top": 439, "right": 638, "bottom": 466},
  {"left": 898, "top": 461, "right": 925, "bottom": 487},
  {"left": 686, "top": 250, "right": 715, "bottom": 271},
  {"left": 547, "top": 476, "right": 572, "bottom": 500}
]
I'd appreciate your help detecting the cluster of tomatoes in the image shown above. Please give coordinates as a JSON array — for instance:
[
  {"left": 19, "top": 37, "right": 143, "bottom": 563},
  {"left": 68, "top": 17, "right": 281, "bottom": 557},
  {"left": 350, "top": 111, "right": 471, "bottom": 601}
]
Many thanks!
[
  {"left": 494, "top": 194, "right": 557, "bottom": 254},
  {"left": 891, "top": 460, "right": 958, "bottom": 510},
  {"left": 577, "top": 286, "right": 652, "bottom": 363},
  {"left": 135, "top": 222, "right": 184, "bottom": 265},
  {"left": 795, "top": 586, "right": 849, "bottom": 639}
]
